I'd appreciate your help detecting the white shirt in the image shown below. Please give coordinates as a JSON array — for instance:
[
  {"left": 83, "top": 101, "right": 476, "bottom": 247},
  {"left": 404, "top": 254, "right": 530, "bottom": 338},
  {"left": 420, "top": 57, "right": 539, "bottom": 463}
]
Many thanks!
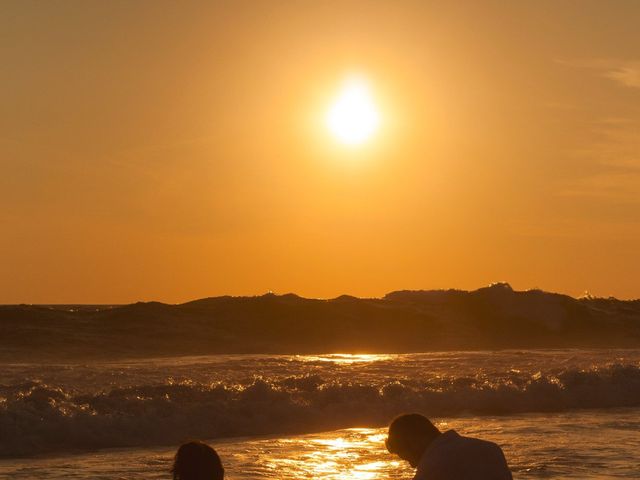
[{"left": 413, "top": 430, "right": 512, "bottom": 480}]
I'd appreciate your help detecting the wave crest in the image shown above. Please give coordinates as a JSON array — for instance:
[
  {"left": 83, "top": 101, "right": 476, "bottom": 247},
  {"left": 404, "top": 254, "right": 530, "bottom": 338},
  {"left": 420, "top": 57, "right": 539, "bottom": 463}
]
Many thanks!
[{"left": 2, "top": 364, "right": 640, "bottom": 456}]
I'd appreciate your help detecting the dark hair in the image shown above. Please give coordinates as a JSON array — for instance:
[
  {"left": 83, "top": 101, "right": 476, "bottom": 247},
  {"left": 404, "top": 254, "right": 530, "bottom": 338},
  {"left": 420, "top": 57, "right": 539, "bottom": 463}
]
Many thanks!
[
  {"left": 386, "top": 413, "right": 440, "bottom": 453},
  {"left": 172, "top": 441, "right": 224, "bottom": 480}
]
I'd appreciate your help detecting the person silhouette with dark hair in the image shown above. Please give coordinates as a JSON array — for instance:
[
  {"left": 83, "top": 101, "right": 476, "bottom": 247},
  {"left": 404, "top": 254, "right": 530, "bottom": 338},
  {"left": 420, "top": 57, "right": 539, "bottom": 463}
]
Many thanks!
[
  {"left": 172, "top": 441, "right": 224, "bottom": 480},
  {"left": 385, "top": 413, "right": 512, "bottom": 480}
]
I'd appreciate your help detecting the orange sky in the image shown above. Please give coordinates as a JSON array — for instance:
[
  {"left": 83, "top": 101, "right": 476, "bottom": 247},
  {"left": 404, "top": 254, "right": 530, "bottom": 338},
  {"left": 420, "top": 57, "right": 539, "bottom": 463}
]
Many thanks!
[{"left": 2, "top": 1, "right": 640, "bottom": 303}]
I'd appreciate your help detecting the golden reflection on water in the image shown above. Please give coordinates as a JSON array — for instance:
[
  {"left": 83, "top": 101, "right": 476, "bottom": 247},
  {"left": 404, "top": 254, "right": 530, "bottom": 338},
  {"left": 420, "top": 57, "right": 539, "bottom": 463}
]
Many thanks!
[
  {"left": 245, "top": 428, "right": 407, "bottom": 480},
  {"left": 3, "top": 411, "right": 639, "bottom": 479},
  {"left": 297, "top": 354, "right": 395, "bottom": 364}
]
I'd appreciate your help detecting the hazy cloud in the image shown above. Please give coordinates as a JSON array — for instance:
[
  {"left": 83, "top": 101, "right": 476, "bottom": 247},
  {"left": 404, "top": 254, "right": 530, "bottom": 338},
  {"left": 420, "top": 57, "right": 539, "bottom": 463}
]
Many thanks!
[
  {"left": 560, "top": 58, "right": 640, "bottom": 89},
  {"left": 561, "top": 118, "right": 640, "bottom": 202},
  {"left": 556, "top": 59, "right": 640, "bottom": 202},
  {"left": 605, "top": 63, "right": 640, "bottom": 88}
]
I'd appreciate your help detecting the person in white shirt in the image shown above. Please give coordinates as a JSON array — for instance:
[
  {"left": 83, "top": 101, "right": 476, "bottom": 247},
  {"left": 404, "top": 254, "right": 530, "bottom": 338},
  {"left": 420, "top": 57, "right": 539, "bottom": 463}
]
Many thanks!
[{"left": 385, "top": 413, "right": 512, "bottom": 480}]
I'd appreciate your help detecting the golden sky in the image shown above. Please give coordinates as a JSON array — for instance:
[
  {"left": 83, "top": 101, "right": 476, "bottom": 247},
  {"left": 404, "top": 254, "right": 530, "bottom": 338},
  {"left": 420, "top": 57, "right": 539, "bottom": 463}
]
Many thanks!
[{"left": 2, "top": 1, "right": 640, "bottom": 303}]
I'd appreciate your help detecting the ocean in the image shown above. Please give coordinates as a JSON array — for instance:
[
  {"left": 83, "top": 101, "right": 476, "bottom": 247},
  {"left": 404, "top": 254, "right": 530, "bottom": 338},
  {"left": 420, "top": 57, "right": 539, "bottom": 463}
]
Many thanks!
[{"left": 1, "top": 349, "right": 639, "bottom": 478}]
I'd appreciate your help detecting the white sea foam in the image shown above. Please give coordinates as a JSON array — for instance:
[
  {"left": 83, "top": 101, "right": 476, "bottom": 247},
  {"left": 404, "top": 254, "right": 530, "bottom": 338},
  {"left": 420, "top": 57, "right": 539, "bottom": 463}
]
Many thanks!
[{"left": 1, "top": 349, "right": 639, "bottom": 457}]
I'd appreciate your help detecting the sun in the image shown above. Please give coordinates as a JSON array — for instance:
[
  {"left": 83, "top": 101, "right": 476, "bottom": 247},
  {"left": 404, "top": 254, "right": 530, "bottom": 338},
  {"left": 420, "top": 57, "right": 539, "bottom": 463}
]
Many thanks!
[{"left": 326, "top": 76, "right": 380, "bottom": 146}]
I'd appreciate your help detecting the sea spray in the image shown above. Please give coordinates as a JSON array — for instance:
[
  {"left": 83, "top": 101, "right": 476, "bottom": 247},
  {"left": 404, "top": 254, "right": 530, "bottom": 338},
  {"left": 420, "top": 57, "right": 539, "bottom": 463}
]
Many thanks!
[{"left": 2, "top": 351, "right": 640, "bottom": 457}]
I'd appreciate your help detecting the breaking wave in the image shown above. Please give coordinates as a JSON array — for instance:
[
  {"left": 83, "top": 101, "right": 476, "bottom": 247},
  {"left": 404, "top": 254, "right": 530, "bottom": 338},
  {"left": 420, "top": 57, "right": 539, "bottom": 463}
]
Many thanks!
[{"left": 2, "top": 363, "right": 640, "bottom": 457}]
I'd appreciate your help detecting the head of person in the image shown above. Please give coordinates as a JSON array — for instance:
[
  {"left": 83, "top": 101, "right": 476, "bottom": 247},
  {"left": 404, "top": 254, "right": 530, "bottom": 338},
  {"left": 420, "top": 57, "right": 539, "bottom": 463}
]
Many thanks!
[
  {"left": 172, "top": 441, "right": 224, "bottom": 480},
  {"left": 385, "top": 413, "right": 441, "bottom": 468}
]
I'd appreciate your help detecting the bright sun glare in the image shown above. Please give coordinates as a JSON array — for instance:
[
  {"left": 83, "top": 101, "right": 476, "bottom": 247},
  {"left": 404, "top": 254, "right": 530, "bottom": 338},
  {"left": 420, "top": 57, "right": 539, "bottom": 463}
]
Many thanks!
[{"left": 326, "top": 77, "right": 380, "bottom": 146}]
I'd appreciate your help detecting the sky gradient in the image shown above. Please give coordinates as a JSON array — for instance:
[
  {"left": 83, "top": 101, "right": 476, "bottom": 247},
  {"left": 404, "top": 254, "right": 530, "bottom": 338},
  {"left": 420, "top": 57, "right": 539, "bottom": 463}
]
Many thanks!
[{"left": 2, "top": 1, "right": 640, "bottom": 303}]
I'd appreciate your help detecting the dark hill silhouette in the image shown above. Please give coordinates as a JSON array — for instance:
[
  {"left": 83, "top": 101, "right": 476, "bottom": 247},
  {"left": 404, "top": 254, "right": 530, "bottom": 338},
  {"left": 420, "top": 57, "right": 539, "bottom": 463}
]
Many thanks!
[{"left": 1, "top": 283, "right": 639, "bottom": 361}]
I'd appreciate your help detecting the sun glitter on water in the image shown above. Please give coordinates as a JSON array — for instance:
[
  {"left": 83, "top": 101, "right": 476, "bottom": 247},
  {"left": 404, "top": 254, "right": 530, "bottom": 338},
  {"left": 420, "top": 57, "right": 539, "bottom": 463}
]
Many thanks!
[
  {"left": 326, "top": 76, "right": 381, "bottom": 146},
  {"left": 298, "top": 353, "right": 393, "bottom": 364}
]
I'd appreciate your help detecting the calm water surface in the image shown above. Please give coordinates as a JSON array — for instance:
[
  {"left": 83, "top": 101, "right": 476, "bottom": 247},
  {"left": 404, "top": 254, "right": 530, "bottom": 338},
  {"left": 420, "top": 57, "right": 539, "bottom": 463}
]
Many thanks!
[{"left": 2, "top": 409, "right": 639, "bottom": 479}]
